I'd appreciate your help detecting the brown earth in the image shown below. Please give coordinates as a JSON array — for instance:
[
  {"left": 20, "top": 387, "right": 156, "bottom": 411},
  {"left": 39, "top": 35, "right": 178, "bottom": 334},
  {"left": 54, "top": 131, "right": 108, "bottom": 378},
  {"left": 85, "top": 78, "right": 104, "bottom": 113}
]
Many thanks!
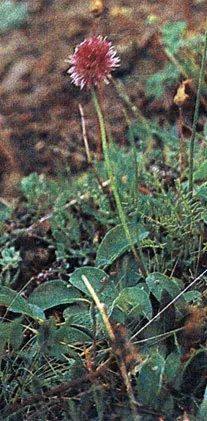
[{"left": 0, "top": 0, "right": 206, "bottom": 196}]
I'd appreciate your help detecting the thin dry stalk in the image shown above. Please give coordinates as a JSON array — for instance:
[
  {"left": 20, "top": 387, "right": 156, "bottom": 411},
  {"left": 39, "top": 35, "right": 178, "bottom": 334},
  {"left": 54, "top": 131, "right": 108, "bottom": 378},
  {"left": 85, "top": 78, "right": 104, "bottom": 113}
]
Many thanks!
[{"left": 79, "top": 103, "right": 92, "bottom": 163}]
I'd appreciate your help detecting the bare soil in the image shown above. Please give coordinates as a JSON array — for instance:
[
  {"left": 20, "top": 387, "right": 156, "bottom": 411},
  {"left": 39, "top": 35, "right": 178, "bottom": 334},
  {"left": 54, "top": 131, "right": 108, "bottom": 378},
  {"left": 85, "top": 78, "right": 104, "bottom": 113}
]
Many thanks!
[{"left": 0, "top": 0, "right": 206, "bottom": 196}]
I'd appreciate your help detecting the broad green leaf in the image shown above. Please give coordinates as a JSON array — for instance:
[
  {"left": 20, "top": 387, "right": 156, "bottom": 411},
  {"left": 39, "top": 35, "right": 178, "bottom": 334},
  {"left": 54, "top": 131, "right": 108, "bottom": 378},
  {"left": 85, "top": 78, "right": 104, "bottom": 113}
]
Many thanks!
[
  {"left": 0, "top": 286, "right": 44, "bottom": 320},
  {"left": 58, "top": 322, "right": 92, "bottom": 343},
  {"left": 0, "top": 286, "right": 28, "bottom": 312},
  {"left": 113, "top": 286, "right": 152, "bottom": 320},
  {"left": 136, "top": 352, "right": 165, "bottom": 407},
  {"left": 165, "top": 351, "right": 181, "bottom": 382},
  {"left": 0, "top": 318, "right": 23, "bottom": 351},
  {"left": 45, "top": 343, "right": 83, "bottom": 362},
  {"left": 37, "top": 318, "right": 90, "bottom": 361},
  {"left": 109, "top": 305, "right": 126, "bottom": 324},
  {"left": 96, "top": 223, "right": 149, "bottom": 268},
  {"left": 28, "top": 280, "right": 84, "bottom": 310},
  {"left": 146, "top": 272, "right": 184, "bottom": 304},
  {"left": 183, "top": 290, "right": 201, "bottom": 303},
  {"left": 63, "top": 304, "right": 93, "bottom": 331},
  {"left": 27, "top": 303, "right": 46, "bottom": 321},
  {"left": 69, "top": 267, "right": 116, "bottom": 306}
]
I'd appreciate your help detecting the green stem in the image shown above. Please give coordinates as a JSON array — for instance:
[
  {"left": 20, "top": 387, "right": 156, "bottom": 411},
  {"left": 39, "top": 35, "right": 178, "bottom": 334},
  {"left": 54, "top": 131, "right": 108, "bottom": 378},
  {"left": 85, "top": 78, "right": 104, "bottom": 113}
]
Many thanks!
[
  {"left": 123, "top": 110, "right": 138, "bottom": 205},
  {"left": 91, "top": 87, "right": 147, "bottom": 277},
  {"left": 178, "top": 106, "right": 185, "bottom": 180},
  {"left": 189, "top": 27, "right": 207, "bottom": 196}
]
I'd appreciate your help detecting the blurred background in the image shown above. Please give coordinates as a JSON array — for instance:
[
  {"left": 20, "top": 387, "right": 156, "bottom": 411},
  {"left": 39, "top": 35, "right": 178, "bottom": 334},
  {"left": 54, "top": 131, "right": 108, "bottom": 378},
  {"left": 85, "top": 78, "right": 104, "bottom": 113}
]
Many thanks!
[{"left": 0, "top": 0, "right": 206, "bottom": 196}]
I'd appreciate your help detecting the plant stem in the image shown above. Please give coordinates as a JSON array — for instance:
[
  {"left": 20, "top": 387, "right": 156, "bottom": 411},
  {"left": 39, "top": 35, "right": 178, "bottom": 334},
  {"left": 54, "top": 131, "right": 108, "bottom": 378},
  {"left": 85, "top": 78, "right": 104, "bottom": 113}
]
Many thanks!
[
  {"left": 82, "top": 275, "right": 138, "bottom": 421},
  {"left": 123, "top": 109, "right": 138, "bottom": 205},
  {"left": 188, "top": 27, "right": 207, "bottom": 196},
  {"left": 91, "top": 87, "right": 147, "bottom": 277},
  {"left": 82, "top": 275, "right": 116, "bottom": 341},
  {"left": 178, "top": 106, "right": 185, "bottom": 180}
]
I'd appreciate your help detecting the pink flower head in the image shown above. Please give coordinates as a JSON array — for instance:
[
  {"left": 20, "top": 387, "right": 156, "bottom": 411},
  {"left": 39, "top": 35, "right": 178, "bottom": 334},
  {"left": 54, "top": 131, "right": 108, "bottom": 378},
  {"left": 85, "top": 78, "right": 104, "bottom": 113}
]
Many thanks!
[{"left": 66, "top": 35, "right": 120, "bottom": 90}]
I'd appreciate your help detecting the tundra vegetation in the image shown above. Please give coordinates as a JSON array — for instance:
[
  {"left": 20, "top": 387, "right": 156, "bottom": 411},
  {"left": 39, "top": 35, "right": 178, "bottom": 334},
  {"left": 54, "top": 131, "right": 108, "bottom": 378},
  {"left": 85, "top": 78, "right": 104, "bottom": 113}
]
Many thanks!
[{"left": 0, "top": 1, "right": 207, "bottom": 420}]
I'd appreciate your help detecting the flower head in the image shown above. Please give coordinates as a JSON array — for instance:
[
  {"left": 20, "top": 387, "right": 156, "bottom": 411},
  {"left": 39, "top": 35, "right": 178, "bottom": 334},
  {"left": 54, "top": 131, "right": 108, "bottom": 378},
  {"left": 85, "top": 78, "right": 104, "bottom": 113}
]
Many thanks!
[{"left": 66, "top": 35, "right": 120, "bottom": 90}]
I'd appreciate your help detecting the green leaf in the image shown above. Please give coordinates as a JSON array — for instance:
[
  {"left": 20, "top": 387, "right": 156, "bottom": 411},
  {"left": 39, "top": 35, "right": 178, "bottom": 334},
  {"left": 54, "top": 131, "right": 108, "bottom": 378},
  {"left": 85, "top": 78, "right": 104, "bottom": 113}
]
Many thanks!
[
  {"left": 199, "top": 384, "right": 207, "bottom": 421},
  {"left": 37, "top": 318, "right": 89, "bottom": 361},
  {"left": 113, "top": 286, "right": 152, "bottom": 320},
  {"left": 202, "top": 211, "right": 207, "bottom": 224},
  {"left": 196, "top": 183, "right": 207, "bottom": 201},
  {"left": 181, "top": 350, "right": 207, "bottom": 398},
  {"left": 146, "top": 64, "right": 179, "bottom": 99},
  {"left": 0, "top": 286, "right": 44, "bottom": 320},
  {"left": 69, "top": 266, "right": 114, "bottom": 299},
  {"left": 0, "top": 246, "right": 21, "bottom": 268},
  {"left": 165, "top": 351, "right": 181, "bottom": 382},
  {"left": 109, "top": 305, "right": 126, "bottom": 324},
  {"left": 0, "top": 202, "right": 12, "bottom": 224},
  {"left": 0, "top": 0, "right": 28, "bottom": 32},
  {"left": 28, "top": 280, "right": 84, "bottom": 310},
  {"left": 63, "top": 304, "right": 93, "bottom": 331},
  {"left": 96, "top": 223, "right": 149, "bottom": 268},
  {"left": 194, "top": 161, "right": 207, "bottom": 181},
  {"left": 27, "top": 303, "right": 46, "bottom": 321},
  {"left": 162, "top": 21, "right": 187, "bottom": 54},
  {"left": 183, "top": 290, "right": 201, "bottom": 303},
  {"left": 146, "top": 272, "right": 184, "bottom": 305},
  {"left": 136, "top": 352, "right": 165, "bottom": 407},
  {"left": 58, "top": 321, "right": 92, "bottom": 343},
  {"left": 162, "top": 394, "right": 174, "bottom": 416},
  {"left": 0, "top": 318, "right": 23, "bottom": 351}
]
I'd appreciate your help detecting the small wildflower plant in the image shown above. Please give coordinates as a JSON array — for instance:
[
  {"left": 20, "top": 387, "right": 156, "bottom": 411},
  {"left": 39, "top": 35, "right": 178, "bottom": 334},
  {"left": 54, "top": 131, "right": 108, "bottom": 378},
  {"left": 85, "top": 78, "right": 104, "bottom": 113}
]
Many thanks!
[
  {"left": 1, "top": 22, "right": 207, "bottom": 421},
  {"left": 66, "top": 35, "right": 147, "bottom": 277}
]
